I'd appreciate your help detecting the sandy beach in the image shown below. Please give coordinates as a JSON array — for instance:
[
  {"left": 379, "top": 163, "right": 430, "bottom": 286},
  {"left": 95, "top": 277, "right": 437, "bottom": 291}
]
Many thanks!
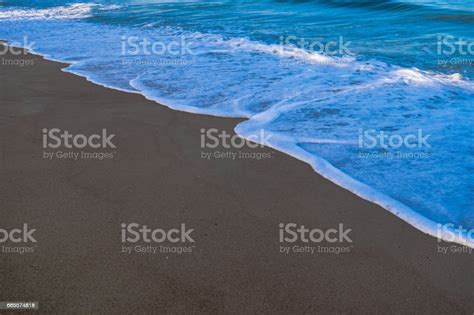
[{"left": 0, "top": 46, "right": 472, "bottom": 313}]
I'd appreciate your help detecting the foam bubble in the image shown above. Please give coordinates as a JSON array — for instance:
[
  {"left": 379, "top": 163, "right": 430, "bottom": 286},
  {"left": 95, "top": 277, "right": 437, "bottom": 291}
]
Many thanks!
[{"left": 0, "top": 3, "right": 121, "bottom": 20}]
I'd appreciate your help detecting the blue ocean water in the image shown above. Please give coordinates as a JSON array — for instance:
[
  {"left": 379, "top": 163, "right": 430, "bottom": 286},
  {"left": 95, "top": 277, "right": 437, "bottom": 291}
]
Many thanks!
[{"left": 0, "top": 0, "right": 472, "bottom": 245}]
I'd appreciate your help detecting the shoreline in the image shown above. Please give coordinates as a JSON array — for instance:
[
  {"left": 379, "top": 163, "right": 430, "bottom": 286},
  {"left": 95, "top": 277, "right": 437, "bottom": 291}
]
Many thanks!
[
  {"left": 4, "top": 40, "right": 472, "bottom": 248},
  {"left": 1, "top": 45, "right": 473, "bottom": 313}
]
